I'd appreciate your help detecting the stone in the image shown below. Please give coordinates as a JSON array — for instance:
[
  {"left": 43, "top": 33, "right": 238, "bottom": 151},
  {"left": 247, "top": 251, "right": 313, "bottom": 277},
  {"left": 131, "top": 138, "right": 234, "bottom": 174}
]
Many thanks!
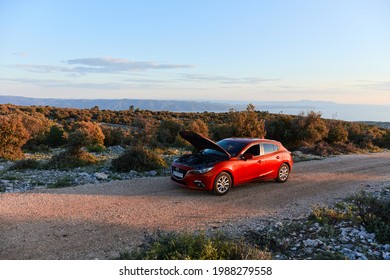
[
  {"left": 382, "top": 252, "right": 390, "bottom": 260},
  {"left": 355, "top": 252, "right": 368, "bottom": 260},
  {"left": 146, "top": 170, "right": 158, "bottom": 176},
  {"left": 274, "top": 221, "right": 283, "bottom": 229},
  {"left": 303, "top": 239, "right": 319, "bottom": 247},
  {"left": 129, "top": 170, "right": 139, "bottom": 177},
  {"left": 341, "top": 248, "right": 357, "bottom": 259},
  {"left": 383, "top": 244, "right": 390, "bottom": 251},
  {"left": 94, "top": 172, "right": 108, "bottom": 180}
]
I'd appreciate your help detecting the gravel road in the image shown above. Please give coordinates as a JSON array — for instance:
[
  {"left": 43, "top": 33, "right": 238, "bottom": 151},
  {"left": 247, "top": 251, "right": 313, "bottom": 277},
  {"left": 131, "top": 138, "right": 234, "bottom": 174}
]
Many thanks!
[{"left": 1, "top": 152, "right": 389, "bottom": 259}]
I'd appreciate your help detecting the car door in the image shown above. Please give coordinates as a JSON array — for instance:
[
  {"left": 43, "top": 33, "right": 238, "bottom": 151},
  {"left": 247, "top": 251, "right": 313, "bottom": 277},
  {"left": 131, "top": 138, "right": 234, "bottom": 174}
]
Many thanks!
[
  {"left": 258, "top": 143, "right": 282, "bottom": 178},
  {"left": 236, "top": 144, "right": 262, "bottom": 183}
]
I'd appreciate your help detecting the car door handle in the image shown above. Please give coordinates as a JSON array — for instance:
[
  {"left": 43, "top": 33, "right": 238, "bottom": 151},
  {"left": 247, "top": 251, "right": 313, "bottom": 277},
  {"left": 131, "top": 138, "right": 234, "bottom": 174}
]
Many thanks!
[
  {"left": 276, "top": 156, "right": 280, "bottom": 159},
  {"left": 258, "top": 160, "right": 262, "bottom": 163}
]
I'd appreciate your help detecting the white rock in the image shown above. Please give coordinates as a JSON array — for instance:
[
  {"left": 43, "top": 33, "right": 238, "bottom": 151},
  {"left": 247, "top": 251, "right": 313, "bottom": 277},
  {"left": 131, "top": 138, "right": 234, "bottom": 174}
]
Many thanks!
[
  {"left": 382, "top": 252, "right": 390, "bottom": 260},
  {"left": 129, "top": 170, "right": 139, "bottom": 177},
  {"left": 94, "top": 172, "right": 108, "bottom": 180},
  {"left": 303, "top": 239, "right": 319, "bottom": 247},
  {"left": 146, "top": 170, "right": 157, "bottom": 176}
]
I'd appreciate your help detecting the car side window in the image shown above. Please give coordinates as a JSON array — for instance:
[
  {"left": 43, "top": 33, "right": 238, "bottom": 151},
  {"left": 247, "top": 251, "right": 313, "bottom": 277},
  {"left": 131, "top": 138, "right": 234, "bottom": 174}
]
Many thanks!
[
  {"left": 263, "top": 143, "right": 279, "bottom": 155},
  {"left": 244, "top": 144, "right": 260, "bottom": 156}
]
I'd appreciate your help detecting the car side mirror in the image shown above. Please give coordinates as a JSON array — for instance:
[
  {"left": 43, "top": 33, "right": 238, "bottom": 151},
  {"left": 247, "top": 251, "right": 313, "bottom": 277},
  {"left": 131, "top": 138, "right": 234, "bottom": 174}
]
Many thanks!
[{"left": 243, "top": 153, "right": 254, "bottom": 160}]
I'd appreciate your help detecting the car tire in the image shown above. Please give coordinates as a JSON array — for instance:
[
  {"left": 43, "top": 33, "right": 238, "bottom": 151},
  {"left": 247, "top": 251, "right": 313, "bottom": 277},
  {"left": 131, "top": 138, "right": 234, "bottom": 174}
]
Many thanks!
[
  {"left": 213, "top": 172, "right": 232, "bottom": 195},
  {"left": 276, "top": 163, "right": 290, "bottom": 183}
]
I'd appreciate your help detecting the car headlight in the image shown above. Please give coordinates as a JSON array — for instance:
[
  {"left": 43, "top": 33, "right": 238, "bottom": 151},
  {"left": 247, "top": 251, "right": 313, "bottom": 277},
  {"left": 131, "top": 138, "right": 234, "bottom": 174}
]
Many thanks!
[{"left": 192, "top": 167, "right": 214, "bottom": 174}]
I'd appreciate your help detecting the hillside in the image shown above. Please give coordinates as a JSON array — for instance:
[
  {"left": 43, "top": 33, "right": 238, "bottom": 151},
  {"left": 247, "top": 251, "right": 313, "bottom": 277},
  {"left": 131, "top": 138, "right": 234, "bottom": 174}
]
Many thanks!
[{"left": 0, "top": 95, "right": 389, "bottom": 121}]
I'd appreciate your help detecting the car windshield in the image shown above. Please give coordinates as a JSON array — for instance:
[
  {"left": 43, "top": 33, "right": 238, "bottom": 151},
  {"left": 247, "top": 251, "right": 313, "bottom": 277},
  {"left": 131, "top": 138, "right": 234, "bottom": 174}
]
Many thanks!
[{"left": 202, "top": 139, "right": 247, "bottom": 157}]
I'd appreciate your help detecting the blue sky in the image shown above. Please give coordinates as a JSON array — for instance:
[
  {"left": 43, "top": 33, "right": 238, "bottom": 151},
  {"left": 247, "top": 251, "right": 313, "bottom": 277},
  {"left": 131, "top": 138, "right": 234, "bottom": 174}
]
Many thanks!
[{"left": 0, "top": 0, "right": 389, "bottom": 105}]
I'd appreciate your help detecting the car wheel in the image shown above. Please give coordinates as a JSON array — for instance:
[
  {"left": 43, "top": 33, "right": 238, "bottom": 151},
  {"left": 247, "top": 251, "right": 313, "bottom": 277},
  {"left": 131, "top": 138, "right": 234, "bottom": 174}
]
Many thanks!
[
  {"left": 213, "top": 172, "right": 232, "bottom": 195},
  {"left": 276, "top": 163, "right": 290, "bottom": 183}
]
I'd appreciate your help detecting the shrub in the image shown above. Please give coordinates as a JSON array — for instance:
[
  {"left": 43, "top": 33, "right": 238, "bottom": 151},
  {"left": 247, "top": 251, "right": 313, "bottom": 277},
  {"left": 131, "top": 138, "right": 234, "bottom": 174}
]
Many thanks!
[
  {"left": 48, "top": 176, "right": 74, "bottom": 188},
  {"left": 45, "top": 125, "right": 67, "bottom": 147},
  {"left": 8, "top": 159, "right": 41, "bottom": 170},
  {"left": 327, "top": 121, "right": 348, "bottom": 144},
  {"left": 292, "top": 111, "right": 329, "bottom": 146},
  {"left": 47, "top": 150, "right": 98, "bottom": 169},
  {"left": 265, "top": 114, "right": 294, "bottom": 146},
  {"left": 156, "top": 119, "right": 183, "bottom": 146},
  {"left": 350, "top": 192, "right": 390, "bottom": 243},
  {"left": 111, "top": 146, "right": 167, "bottom": 172},
  {"left": 187, "top": 119, "right": 209, "bottom": 137},
  {"left": 211, "top": 124, "right": 238, "bottom": 141},
  {"left": 120, "top": 231, "right": 271, "bottom": 260},
  {"left": 300, "top": 141, "right": 360, "bottom": 156},
  {"left": 228, "top": 104, "right": 266, "bottom": 138},
  {"left": 67, "top": 121, "right": 105, "bottom": 154},
  {"left": 132, "top": 115, "right": 157, "bottom": 146},
  {"left": 309, "top": 205, "right": 354, "bottom": 225},
  {"left": 0, "top": 115, "right": 30, "bottom": 160},
  {"left": 87, "top": 145, "right": 106, "bottom": 153},
  {"left": 101, "top": 125, "right": 128, "bottom": 147}
]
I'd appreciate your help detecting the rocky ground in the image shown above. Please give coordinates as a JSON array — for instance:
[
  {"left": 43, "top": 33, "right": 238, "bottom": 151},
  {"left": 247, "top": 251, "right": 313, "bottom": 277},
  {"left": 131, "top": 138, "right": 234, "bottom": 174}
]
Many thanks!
[
  {"left": 0, "top": 146, "right": 170, "bottom": 193},
  {"left": 1, "top": 150, "right": 389, "bottom": 260},
  {"left": 0, "top": 148, "right": 321, "bottom": 193},
  {"left": 210, "top": 185, "right": 390, "bottom": 260}
]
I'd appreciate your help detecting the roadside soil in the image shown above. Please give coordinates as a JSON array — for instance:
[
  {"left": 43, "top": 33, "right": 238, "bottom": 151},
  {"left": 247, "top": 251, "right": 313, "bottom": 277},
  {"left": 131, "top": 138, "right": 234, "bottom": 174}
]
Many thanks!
[{"left": 1, "top": 152, "right": 389, "bottom": 259}]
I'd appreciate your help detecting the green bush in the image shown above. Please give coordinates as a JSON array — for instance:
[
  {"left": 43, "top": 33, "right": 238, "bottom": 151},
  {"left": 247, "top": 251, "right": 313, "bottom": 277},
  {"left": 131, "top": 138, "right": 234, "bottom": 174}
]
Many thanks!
[
  {"left": 101, "top": 125, "right": 127, "bottom": 147},
  {"left": 111, "top": 146, "right": 167, "bottom": 172},
  {"left": 87, "top": 145, "right": 106, "bottom": 153},
  {"left": 47, "top": 150, "right": 98, "bottom": 169},
  {"left": 120, "top": 231, "right": 271, "bottom": 260},
  {"left": 156, "top": 119, "right": 183, "bottom": 146},
  {"left": 8, "top": 159, "right": 41, "bottom": 170},
  {"left": 45, "top": 125, "right": 67, "bottom": 147},
  {"left": 48, "top": 176, "right": 74, "bottom": 188},
  {"left": 350, "top": 192, "right": 390, "bottom": 243},
  {"left": 309, "top": 205, "right": 354, "bottom": 225},
  {"left": 67, "top": 121, "right": 105, "bottom": 154}
]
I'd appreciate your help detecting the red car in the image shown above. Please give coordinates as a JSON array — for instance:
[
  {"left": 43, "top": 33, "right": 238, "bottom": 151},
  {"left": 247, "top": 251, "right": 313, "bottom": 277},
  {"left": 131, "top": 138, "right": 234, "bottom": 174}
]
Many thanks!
[{"left": 171, "top": 131, "right": 293, "bottom": 195}]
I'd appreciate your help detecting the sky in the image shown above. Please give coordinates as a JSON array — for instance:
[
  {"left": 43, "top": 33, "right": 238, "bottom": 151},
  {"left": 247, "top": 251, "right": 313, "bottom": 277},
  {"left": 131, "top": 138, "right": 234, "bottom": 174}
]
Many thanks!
[{"left": 0, "top": 0, "right": 389, "bottom": 106}]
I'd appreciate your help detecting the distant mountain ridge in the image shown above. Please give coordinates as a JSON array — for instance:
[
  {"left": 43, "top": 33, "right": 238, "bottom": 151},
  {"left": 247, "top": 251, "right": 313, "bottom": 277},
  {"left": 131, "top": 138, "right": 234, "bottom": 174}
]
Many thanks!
[
  {"left": 0, "top": 95, "right": 232, "bottom": 112},
  {"left": 0, "top": 95, "right": 389, "bottom": 122}
]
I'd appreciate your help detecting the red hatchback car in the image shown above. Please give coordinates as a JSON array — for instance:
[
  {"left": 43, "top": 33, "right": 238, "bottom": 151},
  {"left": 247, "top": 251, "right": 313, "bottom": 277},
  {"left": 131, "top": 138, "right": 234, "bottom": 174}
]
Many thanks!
[{"left": 171, "top": 131, "right": 293, "bottom": 195}]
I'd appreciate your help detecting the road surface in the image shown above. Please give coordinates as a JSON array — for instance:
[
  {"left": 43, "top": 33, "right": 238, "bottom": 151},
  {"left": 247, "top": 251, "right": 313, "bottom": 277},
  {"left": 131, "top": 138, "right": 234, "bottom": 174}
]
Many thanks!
[{"left": 1, "top": 152, "right": 389, "bottom": 259}]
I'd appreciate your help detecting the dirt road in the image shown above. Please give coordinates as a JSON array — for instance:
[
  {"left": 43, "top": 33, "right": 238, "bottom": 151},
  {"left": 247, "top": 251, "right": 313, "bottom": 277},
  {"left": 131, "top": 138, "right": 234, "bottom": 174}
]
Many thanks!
[{"left": 1, "top": 152, "right": 389, "bottom": 259}]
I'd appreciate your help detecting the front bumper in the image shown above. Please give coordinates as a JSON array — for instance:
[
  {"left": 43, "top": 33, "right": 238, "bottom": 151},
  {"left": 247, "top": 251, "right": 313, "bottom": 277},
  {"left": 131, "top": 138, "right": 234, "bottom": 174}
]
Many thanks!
[{"left": 170, "top": 164, "right": 215, "bottom": 191}]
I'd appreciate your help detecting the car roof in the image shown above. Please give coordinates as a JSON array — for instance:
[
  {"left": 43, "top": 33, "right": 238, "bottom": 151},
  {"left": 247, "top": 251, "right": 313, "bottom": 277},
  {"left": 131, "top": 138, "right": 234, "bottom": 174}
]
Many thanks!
[{"left": 222, "top": 138, "right": 281, "bottom": 145}]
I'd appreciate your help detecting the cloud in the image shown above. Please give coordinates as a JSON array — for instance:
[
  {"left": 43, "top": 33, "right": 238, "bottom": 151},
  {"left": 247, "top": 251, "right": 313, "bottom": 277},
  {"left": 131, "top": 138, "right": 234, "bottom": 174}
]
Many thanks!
[
  {"left": 13, "top": 51, "right": 29, "bottom": 58},
  {"left": 16, "top": 64, "right": 72, "bottom": 73},
  {"left": 0, "top": 76, "right": 169, "bottom": 90},
  {"left": 0, "top": 77, "right": 125, "bottom": 89},
  {"left": 180, "top": 74, "right": 279, "bottom": 84},
  {"left": 66, "top": 57, "right": 193, "bottom": 72},
  {"left": 15, "top": 57, "right": 194, "bottom": 75},
  {"left": 354, "top": 80, "right": 390, "bottom": 91}
]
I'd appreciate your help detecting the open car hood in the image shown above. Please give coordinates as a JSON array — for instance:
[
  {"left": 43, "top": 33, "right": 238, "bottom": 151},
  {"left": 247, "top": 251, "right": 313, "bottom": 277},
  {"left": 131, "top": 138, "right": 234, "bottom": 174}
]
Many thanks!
[{"left": 179, "top": 131, "right": 231, "bottom": 158}]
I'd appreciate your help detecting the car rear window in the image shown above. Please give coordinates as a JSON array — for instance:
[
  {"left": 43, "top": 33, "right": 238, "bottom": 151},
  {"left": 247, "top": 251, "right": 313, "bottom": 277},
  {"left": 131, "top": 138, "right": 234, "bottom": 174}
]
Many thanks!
[{"left": 263, "top": 143, "right": 279, "bottom": 154}]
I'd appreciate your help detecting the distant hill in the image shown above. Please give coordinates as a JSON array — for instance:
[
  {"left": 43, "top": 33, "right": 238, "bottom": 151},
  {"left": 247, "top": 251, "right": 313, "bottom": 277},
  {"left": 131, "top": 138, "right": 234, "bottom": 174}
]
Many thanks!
[
  {"left": 0, "top": 95, "right": 389, "bottom": 122},
  {"left": 360, "top": 121, "right": 390, "bottom": 129},
  {"left": 0, "top": 95, "right": 231, "bottom": 112}
]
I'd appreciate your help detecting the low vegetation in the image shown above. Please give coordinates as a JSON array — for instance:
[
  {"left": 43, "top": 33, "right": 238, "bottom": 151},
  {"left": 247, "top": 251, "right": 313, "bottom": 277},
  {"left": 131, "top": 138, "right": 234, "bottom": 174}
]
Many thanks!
[
  {"left": 121, "top": 188, "right": 390, "bottom": 260},
  {"left": 0, "top": 103, "right": 389, "bottom": 172},
  {"left": 111, "top": 146, "right": 167, "bottom": 172},
  {"left": 119, "top": 231, "right": 271, "bottom": 260}
]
